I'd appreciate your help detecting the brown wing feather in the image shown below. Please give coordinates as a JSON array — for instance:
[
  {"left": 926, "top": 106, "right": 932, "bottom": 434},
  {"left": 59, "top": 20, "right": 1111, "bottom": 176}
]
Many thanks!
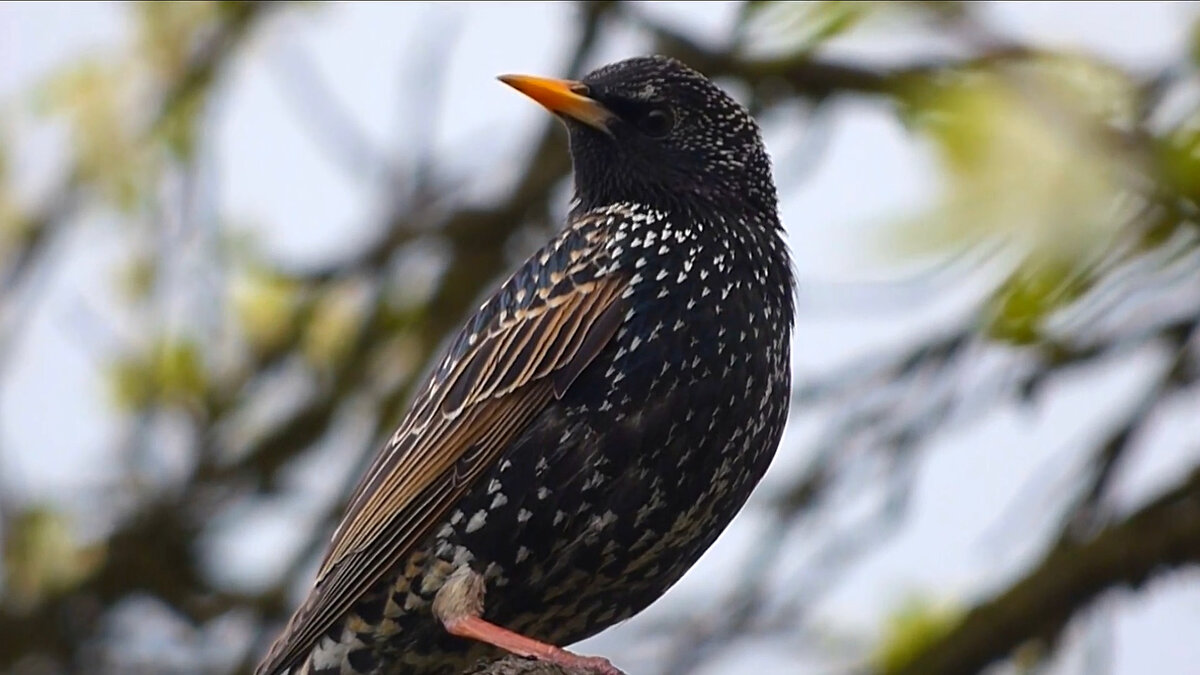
[{"left": 257, "top": 264, "right": 627, "bottom": 675}]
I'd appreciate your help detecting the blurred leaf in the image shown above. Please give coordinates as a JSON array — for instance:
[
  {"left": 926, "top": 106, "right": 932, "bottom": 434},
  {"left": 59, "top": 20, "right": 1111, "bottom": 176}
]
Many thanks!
[
  {"left": 888, "top": 54, "right": 1200, "bottom": 348},
  {"left": 0, "top": 142, "right": 23, "bottom": 258},
  {"left": 233, "top": 270, "right": 302, "bottom": 357},
  {"left": 34, "top": 2, "right": 230, "bottom": 200},
  {"left": 135, "top": 1, "right": 221, "bottom": 83},
  {"left": 1191, "top": 16, "right": 1200, "bottom": 67},
  {"left": 366, "top": 333, "right": 423, "bottom": 396},
  {"left": 116, "top": 252, "right": 158, "bottom": 303},
  {"left": 738, "top": 1, "right": 965, "bottom": 59},
  {"left": 901, "top": 1, "right": 968, "bottom": 22},
  {"left": 106, "top": 337, "right": 209, "bottom": 411},
  {"left": 1157, "top": 112, "right": 1200, "bottom": 205},
  {"left": 1026, "top": 53, "right": 1140, "bottom": 128},
  {"left": 38, "top": 62, "right": 148, "bottom": 211},
  {"left": 109, "top": 352, "right": 154, "bottom": 411},
  {"left": 874, "top": 595, "right": 963, "bottom": 674},
  {"left": 303, "top": 279, "right": 371, "bottom": 370},
  {"left": 885, "top": 56, "right": 1143, "bottom": 345},
  {"left": 156, "top": 86, "right": 205, "bottom": 159},
  {"left": 136, "top": 2, "right": 222, "bottom": 159},
  {"left": 2, "top": 507, "right": 105, "bottom": 613},
  {"left": 984, "top": 259, "right": 1092, "bottom": 344},
  {"left": 738, "top": 1, "right": 876, "bottom": 59},
  {"left": 157, "top": 337, "right": 207, "bottom": 404}
]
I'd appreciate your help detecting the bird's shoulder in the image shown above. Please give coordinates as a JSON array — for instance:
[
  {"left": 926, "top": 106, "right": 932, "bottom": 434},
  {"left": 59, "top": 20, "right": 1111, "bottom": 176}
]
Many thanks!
[{"left": 413, "top": 202, "right": 668, "bottom": 409}]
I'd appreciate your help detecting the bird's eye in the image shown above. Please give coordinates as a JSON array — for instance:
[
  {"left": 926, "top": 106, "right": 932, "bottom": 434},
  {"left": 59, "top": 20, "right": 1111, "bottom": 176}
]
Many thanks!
[{"left": 639, "top": 106, "right": 675, "bottom": 138}]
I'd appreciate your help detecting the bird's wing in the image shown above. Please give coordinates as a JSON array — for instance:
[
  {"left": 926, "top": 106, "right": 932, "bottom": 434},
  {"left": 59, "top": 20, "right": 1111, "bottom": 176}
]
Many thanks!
[{"left": 258, "top": 216, "right": 628, "bottom": 674}]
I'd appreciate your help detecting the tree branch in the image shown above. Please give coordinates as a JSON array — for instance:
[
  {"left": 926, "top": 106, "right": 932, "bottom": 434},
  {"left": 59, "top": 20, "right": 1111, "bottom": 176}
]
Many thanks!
[
  {"left": 466, "top": 656, "right": 627, "bottom": 675},
  {"left": 888, "top": 466, "right": 1200, "bottom": 675}
]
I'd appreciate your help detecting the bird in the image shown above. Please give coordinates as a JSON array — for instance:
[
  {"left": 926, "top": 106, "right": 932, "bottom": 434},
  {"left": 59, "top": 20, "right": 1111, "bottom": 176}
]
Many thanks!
[{"left": 256, "top": 54, "right": 795, "bottom": 675}]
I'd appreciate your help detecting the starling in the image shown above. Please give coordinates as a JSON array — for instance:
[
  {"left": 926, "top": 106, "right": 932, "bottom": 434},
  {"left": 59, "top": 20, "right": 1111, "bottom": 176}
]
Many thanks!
[{"left": 256, "top": 55, "right": 794, "bottom": 675}]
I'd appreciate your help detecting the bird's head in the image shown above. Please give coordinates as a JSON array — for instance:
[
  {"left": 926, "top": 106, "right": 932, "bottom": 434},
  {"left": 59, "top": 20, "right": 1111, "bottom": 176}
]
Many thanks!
[{"left": 501, "top": 55, "right": 777, "bottom": 221}]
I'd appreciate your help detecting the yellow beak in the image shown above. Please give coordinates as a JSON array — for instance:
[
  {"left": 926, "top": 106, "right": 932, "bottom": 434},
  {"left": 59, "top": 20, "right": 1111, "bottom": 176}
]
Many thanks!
[{"left": 498, "top": 74, "right": 615, "bottom": 133}]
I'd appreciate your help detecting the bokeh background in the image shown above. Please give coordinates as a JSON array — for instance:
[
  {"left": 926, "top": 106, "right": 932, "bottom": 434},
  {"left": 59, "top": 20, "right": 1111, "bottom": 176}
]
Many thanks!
[{"left": 2, "top": 2, "right": 1199, "bottom": 674}]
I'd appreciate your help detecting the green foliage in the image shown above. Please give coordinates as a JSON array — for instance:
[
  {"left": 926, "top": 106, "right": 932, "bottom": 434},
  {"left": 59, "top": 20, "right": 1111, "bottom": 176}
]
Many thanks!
[
  {"left": 107, "top": 336, "right": 209, "bottom": 412},
  {"left": 303, "top": 279, "right": 371, "bottom": 370},
  {"left": 1, "top": 507, "right": 105, "bottom": 613},
  {"left": 233, "top": 270, "right": 303, "bottom": 358},
  {"left": 1158, "top": 112, "right": 1200, "bottom": 204},
  {"left": 895, "top": 56, "right": 1136, "bottom": 258},
  {"left": 157, "top": 86, "right": 206, "bottom": 159},
  {"left": 0, "top": 140, "right": 23, "bottom": 257},
  {"left": 38, "top": 62, "right": 147, "bottom": 211},
  {"left": 985, "top": 259, "right": 1092, "bottom": 344},
  {"left": 749, "top": 1, "right": 871, "bottom": 47},
  {"left": 116, "top": 251, "right": 158, "bottom": 303},
  {"left": 873, "top": 595, "right": 963, "bottom": 674},
  {"left": 34, "top": 1, "right": 229, "bottom": 205},
  {"left": 136, "top": 1, "right": 225, "bottom": 159},
  {"left": 884, "top": 55, "right": 1158, "bottom": 344},
  {"left": 1191, "top": 15, "right": 1200, "bottom": 67},
  {"left": 135, "top": 1, "right": 221, "bottom": 82}
]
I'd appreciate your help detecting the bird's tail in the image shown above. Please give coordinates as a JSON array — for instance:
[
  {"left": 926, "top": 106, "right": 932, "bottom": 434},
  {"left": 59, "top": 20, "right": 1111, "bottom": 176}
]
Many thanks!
[
  {"left": 292, "top": 655, "right": 340, "bottom": 675},
  {"left": 257, "top": 633, "right": 368, "bottom": 675}
]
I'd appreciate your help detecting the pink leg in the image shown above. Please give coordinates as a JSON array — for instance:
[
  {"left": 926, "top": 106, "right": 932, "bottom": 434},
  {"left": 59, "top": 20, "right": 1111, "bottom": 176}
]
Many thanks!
[{"left": 443, "top": 615, "right": 622, "bottom": 675}]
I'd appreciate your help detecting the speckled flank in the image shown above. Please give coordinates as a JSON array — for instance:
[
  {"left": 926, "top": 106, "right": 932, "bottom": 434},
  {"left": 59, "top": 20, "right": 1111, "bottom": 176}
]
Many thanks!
[{"left": 258, "top": 55, "right": 795, "bottom": 675}]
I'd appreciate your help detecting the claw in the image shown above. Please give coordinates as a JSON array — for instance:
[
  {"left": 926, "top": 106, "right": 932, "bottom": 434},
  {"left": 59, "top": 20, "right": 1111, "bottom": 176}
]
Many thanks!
[{"left": 567, "top": 654, "right": 622, "bottom": 675}]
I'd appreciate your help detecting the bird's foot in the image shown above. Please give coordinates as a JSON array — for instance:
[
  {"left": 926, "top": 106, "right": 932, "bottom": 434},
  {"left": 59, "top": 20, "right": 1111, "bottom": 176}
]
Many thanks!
[
  {"left": 550, "top": 652, "right": 622, "bottom": 675},
  {"left": 444, "top": 615, "right": 621, "bottom": 675}
]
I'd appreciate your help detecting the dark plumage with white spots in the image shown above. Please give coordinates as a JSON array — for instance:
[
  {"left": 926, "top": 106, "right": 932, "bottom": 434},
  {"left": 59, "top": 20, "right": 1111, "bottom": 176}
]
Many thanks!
[{"left": 257, "top": 55, "right": 795, "bottom": 675}]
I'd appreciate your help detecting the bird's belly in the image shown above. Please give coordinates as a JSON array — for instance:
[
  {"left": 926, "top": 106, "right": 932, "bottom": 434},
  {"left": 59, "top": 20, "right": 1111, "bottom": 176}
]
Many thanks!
[
  {"left": 337, "top": 323, "right": 787, "bottom": 672},
  {"left": 464, "top": 348, "right": 783, "bottom": 646}
]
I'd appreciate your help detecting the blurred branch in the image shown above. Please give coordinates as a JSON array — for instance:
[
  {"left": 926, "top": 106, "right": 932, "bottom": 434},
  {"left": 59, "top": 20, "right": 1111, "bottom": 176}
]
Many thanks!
[
  {"left": 0, "top": 2, "right": 276, "bottom": 669},
  {"left": 1062, "top": 325, "right": 1195, "bottom": 541},
  {"left": 0, "top": 174, "right": 83, "bottom": 295},
  {"left": 619, "top": 3, "right": 1045, "bottom": 102},
  {"left": 887, "top": 465, "right": 1200, "bottom": 675},
  {"left": 291, "top": 1, "right": 619, "bottom": 284},
  {"left": 2, "top": 0, "right": 266, "bottom": 292},
  {"left": 625, "top": 5, "right": 890, "bottom": 99}
]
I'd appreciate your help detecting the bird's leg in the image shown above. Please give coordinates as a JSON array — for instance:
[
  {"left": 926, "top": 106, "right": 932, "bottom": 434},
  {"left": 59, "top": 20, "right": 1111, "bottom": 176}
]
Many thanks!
[
  {"left": 442, "top": 616, "right": 622, "bottom": 675},
  {"left": 433, "top": 566, "right": 622, "bottom": 675}
]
